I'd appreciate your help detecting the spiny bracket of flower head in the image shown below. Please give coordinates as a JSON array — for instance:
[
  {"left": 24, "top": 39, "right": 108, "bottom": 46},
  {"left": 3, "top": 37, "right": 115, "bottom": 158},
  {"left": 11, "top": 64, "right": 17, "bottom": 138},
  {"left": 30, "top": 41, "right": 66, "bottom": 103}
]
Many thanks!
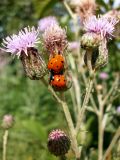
[
  {"left": 42, "top": 23, "right": 72, "bottom": 91},
  {"left": 81, "top": 15, "right": 118, "bottom": 70},
  {"left": 47, "top": 129, "right": 71, "bottom": 156},
  {"left": 1, "top": 26, "right": 48, "bottom": 80}
]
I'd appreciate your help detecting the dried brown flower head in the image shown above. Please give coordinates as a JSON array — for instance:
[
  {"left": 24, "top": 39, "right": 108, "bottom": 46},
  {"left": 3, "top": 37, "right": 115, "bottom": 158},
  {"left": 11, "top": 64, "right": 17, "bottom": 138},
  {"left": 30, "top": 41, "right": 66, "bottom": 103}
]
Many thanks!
[
  {"left": 43, "top": 24, "right": 67, "bottom": 54},
  {"left": 75, "top": 0, "right": 96, "bottom": 23}
]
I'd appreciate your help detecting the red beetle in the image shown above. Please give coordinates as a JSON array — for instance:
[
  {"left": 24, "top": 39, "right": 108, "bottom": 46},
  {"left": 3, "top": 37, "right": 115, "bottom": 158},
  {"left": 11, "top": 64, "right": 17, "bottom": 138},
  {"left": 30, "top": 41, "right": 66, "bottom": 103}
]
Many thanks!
[
  {"left": 50, "top": 75, "right": 66, "bottom": 89},
  {"left": 48, "top": 54, "right": 64, "bottom": 73}
]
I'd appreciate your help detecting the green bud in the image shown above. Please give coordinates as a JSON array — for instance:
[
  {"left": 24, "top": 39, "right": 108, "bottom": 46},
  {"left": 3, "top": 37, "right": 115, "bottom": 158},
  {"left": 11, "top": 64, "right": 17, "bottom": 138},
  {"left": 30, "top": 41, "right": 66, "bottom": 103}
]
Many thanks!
[{"left": 81, "top": 33, "right": 101, "bottom": 49}]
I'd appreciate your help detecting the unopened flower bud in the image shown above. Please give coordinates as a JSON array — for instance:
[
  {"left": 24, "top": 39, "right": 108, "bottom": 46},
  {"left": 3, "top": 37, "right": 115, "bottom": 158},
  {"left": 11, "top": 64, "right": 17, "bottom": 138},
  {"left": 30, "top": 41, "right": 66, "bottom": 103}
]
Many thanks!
[
  {"left": 81, "top": 33, "right": 101, "bottom": 49},
  {"left": 20, "top": 47, "right": 48, "bottom": 80},
  {"left": 1, "top": 115, "right": 14, "bottom": 129},
  {"left": 47, "top": 129, "right": 71, "bottom": 156}
]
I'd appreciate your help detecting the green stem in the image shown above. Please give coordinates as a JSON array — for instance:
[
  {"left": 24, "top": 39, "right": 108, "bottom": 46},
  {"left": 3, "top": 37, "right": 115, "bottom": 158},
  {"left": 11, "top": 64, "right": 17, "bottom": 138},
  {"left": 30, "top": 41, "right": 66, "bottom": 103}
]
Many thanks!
[
  {"left": 76, "top": 78, "right": 94, "bottom": 133},
  {"left": 3, "top": 130, "right": 9, "bottom": 160},
  {"left": 61, "top": 101, "right": 80, "bottom": 158},
  {"left": 98, "top": 111, "right": 104, "bottom": 160},
  {"left": 63, "top": 1, "right": 76, "bottom": 19}
]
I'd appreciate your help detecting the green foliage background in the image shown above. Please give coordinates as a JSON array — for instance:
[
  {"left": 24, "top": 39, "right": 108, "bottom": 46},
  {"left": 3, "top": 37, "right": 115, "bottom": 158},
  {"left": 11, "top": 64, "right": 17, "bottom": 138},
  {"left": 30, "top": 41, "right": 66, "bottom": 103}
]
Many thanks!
[{"left": 0, "top": 0, "right": 120, "bottom": 159}]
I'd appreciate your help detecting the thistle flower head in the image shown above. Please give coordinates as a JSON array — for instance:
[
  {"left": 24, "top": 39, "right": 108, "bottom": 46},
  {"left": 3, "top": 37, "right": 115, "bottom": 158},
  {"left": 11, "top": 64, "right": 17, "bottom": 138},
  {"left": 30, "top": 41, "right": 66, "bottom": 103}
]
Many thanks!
[
  {"left": 68, "top": 41, "right": 79, "bottom": 51},
  {"left": 43, "top": 24, "right": 67, "bottom": 54},
  {"left": 84, "top": 15, "right": 118, "bottom": 39},
  {"left": 38, "top": 16, "right": 58, "bottom": 32},
  {"left": 48, "top": 129, "right": 71, "bottom": 156},
  {"left": 2, "top": 26, "right": 40, "bottom": 57},
  {"left": 99, "top": 72, "right": 109, "bottom": 80},
  {"left": 1, "top": 115, "right": 14, "bottom": 129}
]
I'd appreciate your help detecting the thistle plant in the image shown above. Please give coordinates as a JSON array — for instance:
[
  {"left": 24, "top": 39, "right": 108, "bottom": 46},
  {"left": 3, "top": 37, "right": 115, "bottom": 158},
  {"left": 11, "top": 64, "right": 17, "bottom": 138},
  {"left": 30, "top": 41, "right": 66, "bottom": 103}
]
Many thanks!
[{"left": 0, "top": 0, "right": 120, "bottom": 160}]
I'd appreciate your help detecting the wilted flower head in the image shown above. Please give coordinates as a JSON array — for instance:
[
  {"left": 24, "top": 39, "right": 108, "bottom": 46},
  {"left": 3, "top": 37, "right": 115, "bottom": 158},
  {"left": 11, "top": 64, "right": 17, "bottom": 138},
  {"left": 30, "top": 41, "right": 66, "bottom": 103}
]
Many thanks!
[
  {"left": 43, "top": 24, "right": 67, "bottom": 54},
  {"left": 75, "top": 0, "right": 96, "bottom": 23},
  {"left": 38, "top": 16, "right": 58, "bottom": 32},
  {"left": 47, "top": 129, "right": 71, "bottom": 156},
  {"left": 1, "top": 115, "right": 14, "bottom": 129},
  {"left": 99, "top": 72, "right": 109, "bottom": 80},
  {"left": 2, "top": 26, "right": 40, "bottom": 57},
  {"left": 84, "top": 15, "right": 118, "bottom": 39}
]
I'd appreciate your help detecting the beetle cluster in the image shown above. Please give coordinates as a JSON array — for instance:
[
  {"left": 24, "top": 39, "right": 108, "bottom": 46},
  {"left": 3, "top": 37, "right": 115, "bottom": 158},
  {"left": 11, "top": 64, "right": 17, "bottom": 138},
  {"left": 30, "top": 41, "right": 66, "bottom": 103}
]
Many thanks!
[{"left": 47, "top": 53, "right": 67, "bottom": 91}]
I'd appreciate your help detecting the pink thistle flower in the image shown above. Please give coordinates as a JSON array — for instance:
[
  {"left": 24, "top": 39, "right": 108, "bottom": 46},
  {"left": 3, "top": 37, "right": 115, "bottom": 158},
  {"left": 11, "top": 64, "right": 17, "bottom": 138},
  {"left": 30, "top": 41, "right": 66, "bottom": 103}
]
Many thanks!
[
  {"left": 68, "top": 41, "right": 79, "bottom": 52},
  {"left": 2, "top": 26, "right": 40, "bottom": 57},
  {"left": 38, "top": 16, "right": 58, "bottom": 32},
  {"left": 48, "top": 129, "right": 66, "bottom": 140},
  {"left": 99, "top": 72, "right": 109, "bottom": 80},
  {"left": 43, "top": 24, "right": 67, "bottom": 54},
  {"left": 84, "top": 15, "right": 118, "bottom": 39}
]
